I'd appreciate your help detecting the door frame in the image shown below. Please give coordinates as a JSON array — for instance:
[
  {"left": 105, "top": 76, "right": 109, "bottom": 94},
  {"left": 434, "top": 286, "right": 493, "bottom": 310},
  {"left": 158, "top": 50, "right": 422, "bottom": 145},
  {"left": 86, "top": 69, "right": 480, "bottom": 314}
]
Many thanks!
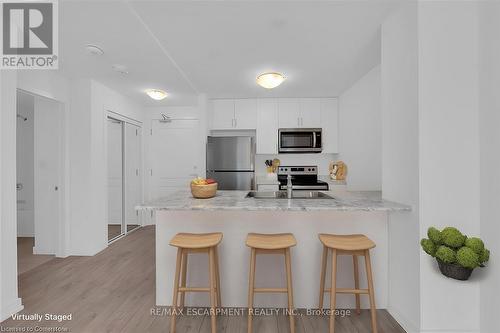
[
  {"left": 16, "top": 88, "right": 69, "bottom": 258},
  {"left": 104, "top": 110, "right": 143, "bottom": 243}
]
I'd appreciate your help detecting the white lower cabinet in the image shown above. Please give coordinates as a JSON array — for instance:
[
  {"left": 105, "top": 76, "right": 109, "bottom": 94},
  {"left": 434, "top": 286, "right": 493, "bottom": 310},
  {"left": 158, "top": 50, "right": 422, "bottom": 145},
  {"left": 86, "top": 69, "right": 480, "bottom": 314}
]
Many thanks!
[{"left": 257, "top": 184, "right": 280, "bottom": 191}]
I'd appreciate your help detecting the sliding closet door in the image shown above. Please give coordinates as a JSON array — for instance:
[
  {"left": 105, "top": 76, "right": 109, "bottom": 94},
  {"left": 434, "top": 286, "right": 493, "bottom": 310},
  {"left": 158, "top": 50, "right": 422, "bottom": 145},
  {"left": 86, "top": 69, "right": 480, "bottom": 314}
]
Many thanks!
[
  {"left": 125, "top": 123, "right": 142, "bottom": 232},
  {"left": 107, "top": 118, "right": 123, "bottom": 241}
]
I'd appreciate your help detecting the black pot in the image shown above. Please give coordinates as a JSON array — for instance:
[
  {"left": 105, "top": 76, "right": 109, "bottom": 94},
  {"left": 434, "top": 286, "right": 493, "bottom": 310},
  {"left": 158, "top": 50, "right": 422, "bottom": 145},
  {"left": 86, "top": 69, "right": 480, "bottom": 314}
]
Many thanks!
[{"left": 436, "top": 258, "right": 473, "bottom": 281}]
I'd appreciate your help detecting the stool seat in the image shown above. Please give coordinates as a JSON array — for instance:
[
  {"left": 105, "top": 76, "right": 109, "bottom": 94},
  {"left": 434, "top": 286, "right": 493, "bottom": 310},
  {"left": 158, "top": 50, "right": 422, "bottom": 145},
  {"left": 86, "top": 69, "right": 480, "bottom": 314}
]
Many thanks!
[
  {"left": 246, "top": 233, "right": 297, "bottom": 250},
  {"left": 170, "top": 232, "right": 223, "bottom": 249},
  {"left": 319, "top": 233, "right": 375, "bottom": 251}
]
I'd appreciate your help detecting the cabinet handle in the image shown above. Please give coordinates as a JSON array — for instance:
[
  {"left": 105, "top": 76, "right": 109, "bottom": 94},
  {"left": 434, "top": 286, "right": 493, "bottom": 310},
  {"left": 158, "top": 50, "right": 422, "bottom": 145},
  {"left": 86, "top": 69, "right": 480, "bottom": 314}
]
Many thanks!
[
  {"left": 234, "top": 118, "right": 237, "bottom": 128},
  {"left": 297, "top": 117, "right": 300, "bottom": 127}
]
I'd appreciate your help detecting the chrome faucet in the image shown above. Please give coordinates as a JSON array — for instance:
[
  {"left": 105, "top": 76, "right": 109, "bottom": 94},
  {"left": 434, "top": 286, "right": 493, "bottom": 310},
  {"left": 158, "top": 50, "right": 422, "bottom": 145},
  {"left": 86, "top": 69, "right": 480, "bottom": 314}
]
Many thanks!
[{"left": 286, "top": 174, "right": 293, "bottom": 199}]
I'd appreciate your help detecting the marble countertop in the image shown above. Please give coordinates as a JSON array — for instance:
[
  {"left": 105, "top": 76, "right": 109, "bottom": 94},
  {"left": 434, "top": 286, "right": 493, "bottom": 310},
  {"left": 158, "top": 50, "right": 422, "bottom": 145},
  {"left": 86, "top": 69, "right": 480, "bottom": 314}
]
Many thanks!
[{"left": 137, "top": 190, "right": 411, "bottom": 212}]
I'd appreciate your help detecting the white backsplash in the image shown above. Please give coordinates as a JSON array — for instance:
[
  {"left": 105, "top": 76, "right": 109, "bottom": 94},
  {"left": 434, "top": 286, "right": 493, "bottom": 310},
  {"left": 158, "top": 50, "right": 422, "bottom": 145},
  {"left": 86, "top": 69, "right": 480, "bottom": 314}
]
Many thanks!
[{"left": 255, "top": 153, "right": 338, "bottom": 176}]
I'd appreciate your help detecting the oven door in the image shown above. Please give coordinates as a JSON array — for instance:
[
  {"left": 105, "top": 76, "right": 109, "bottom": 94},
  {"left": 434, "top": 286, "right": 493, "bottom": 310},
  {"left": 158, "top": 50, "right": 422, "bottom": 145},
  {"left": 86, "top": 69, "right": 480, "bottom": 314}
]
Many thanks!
[{"left": 278, "top": 128, "right": 322, "bottom": 153}]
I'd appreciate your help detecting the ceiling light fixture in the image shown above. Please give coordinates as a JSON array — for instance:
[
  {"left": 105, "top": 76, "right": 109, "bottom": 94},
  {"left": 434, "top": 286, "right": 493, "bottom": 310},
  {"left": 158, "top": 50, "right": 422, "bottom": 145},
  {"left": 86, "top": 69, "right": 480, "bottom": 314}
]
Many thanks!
[
  {"left": 84, "top": 44, "right": 104, "bottom": 56},
  {"left": 145, "top": 89, "right": 168, "bottom": 100},
  {"left": 256, "top": 72, "right": 286, "bottom": 89}
]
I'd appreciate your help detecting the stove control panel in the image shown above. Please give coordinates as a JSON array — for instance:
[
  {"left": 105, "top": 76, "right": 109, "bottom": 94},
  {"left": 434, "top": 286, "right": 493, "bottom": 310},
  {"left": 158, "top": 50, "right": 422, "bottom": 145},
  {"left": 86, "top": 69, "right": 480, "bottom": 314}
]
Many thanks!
[{"left": 277, "top": 166, "right": 318, "bottom": 175}]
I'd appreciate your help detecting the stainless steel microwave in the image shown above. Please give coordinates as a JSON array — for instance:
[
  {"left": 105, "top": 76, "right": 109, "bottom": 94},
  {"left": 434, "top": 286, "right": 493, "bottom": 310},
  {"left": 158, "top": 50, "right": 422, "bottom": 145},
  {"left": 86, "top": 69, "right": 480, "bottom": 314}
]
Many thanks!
[{"left": 278, "top": 128, "right": 322, "bottom": 153}]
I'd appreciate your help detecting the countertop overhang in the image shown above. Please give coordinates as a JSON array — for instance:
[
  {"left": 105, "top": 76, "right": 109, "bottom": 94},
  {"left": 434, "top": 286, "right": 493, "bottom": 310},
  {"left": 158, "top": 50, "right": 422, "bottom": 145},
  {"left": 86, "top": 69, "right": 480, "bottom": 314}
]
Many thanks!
[{"left": 137, "top": 190, "right": 411, "bottom": 212}]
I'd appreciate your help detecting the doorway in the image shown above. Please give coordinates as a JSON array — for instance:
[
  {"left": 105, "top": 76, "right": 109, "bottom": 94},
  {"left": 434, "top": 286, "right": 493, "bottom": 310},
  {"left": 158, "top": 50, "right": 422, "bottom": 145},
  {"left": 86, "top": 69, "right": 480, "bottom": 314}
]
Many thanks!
[
  {"left": 16, "top": 90, "right": 63, "bottom": 274},
  {"left": 107, "top": 116, "right": 142, "bottom": 242}
]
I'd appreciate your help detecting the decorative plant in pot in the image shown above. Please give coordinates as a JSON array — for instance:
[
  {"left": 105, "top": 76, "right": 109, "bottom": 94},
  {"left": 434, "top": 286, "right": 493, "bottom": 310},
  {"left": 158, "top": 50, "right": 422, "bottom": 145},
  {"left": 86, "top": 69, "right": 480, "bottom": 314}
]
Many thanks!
[{"left": 421, "top": 227, "right": 490, "bottom": 281}]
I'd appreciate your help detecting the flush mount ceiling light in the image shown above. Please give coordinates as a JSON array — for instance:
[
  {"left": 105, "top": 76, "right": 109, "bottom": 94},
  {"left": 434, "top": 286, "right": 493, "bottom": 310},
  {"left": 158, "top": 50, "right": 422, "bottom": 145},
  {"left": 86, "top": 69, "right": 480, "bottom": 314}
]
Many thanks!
[
  {"left": 84, "top": 44, "right": 104, "bottom": 56},
  {"left": 256, "top": 72, "right": 286, "bottom": 89},
  {"left": 145, "top": 89, "right": 168, "bottom": 101}
]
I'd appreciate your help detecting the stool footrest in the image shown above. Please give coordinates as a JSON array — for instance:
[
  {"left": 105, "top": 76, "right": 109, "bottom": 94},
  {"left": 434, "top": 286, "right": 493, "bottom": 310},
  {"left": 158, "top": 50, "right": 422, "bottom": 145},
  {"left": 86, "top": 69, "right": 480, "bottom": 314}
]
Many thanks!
[
  {"left": 178, "top": 287, "right": 211, "bottom": 292},
  {"left": 253, "top": 288, "right": 288, "bottom": 293},
  {"left": 324, "top": 288, "right": 369, "bottom": 294}
]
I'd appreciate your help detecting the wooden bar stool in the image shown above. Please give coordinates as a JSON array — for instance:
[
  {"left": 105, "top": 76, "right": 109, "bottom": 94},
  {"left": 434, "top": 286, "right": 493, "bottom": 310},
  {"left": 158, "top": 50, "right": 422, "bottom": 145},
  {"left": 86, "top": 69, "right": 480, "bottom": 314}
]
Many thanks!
[
  {"left": 246, "top": 233, "right": 296, "bottom": 333},
  {"left": 169, "top": 232, "right": 223, "bottom": 333},
  {"left": 318, "top": 234, "right": 377, "bottom": 333}
]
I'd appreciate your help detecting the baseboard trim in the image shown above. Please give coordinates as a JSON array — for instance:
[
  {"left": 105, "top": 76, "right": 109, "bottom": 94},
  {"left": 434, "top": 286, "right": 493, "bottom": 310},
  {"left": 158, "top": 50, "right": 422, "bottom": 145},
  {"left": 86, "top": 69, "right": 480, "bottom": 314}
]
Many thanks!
[
  {"left": 387, "top": 306, "right": 419, "bottom": 333},
  {"left": 0, "top": 298, "right": 23, "bottom": 322}
]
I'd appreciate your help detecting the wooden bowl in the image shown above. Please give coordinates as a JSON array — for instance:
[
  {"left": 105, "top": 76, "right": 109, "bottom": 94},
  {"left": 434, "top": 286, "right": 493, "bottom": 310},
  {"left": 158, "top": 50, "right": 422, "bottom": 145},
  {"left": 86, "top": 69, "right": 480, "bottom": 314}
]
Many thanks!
[{"left": 191, "top": 183, "right": 218, "bottom": 199}]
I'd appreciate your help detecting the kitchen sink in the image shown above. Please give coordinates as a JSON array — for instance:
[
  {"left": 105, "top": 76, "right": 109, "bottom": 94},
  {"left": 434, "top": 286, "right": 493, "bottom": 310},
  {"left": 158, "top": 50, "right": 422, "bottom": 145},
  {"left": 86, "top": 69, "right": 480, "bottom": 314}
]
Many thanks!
[{"left": 245, "top": 191, "right": 333, "bottom": 199}]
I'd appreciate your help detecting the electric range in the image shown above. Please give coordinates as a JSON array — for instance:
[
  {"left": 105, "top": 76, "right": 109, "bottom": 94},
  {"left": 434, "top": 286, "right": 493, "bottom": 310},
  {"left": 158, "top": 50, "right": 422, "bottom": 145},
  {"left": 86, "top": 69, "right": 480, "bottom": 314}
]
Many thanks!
[{"left": 277, "top": 166, "right": 329, "bottom": 191}]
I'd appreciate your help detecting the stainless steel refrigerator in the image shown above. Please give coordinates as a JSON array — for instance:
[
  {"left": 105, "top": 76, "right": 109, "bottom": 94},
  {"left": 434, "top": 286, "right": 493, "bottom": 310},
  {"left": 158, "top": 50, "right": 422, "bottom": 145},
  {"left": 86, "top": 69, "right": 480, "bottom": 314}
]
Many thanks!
[{"left": 206, "top": 136, "right": 255, "bottom": 190}]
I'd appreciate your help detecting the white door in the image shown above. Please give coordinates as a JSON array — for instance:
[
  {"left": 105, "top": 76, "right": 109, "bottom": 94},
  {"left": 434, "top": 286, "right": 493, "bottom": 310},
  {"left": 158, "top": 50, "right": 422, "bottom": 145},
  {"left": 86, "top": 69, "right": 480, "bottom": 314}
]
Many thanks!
[
  {"left": 150, "top": 119, "right": 201, "bottom": 199},
  {"left": 278, "top": 98, "right": 301, "bottom": 128},
  {"left": 125, "top": 123, "right": 142, "bottom": 231},
  {"left": 211, "top": 99, "right": 235, "bottom": 129},
  {"left": 107, "top": 119, "right": 123, "bottom": 241},
  {"left": 33, "top": 97, "right": 62, "bottom": 255},
  {"left": 256, "top": 99, "right": 279, "bottom": 154},
  {"left": 299, "top": 98, "right": 322, "bottom": 128},
  {"left": 234, "top": 99, "right": 257, "bottom": 129}
]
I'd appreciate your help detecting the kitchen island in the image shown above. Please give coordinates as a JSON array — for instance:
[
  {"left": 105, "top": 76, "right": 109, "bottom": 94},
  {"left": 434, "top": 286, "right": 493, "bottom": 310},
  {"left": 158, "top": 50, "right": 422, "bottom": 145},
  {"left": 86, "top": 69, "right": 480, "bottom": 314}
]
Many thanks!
[{"left": 138, "top": 190, "right": 410, "bottom": 309}]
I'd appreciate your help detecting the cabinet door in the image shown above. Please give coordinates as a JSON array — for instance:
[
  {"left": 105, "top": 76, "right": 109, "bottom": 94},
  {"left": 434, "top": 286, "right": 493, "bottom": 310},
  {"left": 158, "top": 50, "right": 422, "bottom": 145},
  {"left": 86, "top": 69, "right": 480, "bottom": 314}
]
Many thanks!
[
  {"left": 299, "top": 98, "right": 322, "bottom": 128},
  {"left": 321, "top": 98, "right": 339, "bottom": 153},
  {"left": 211, "top": 99, "right": 235, "bottom": 129},
  {"left": 234, "top": 99, "right": 257, "bottom": 129},
  {"left": 278, "top": 98, "right": 300, "bottom": 128},
  {"left": 256, "top": 99, "right": 279, "bottom": 154}
]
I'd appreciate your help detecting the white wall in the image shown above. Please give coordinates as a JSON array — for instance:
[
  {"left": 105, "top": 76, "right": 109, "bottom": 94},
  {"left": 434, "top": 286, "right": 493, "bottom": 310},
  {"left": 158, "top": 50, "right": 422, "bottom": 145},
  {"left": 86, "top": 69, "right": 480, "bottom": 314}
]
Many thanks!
[
  {"left": 16, "top": 92, "right": 35, "bottom": 237},
  {"left": 381, "top": 4, "right": 420, "bottom": 332},
  {"left": 255, "top": 153, "right": 335, "bottom": 176},
  {"left": 339, "top": 65, "right": 381, "bottom": 191},
  {"left": 418, "top": 2, "right": 480, "bottom": 332},
  {"left": 0, "top": 71, "right": 24, "bottom": 321},
  {"left": 478, "top": 3, "right": 500, "bottom": 333},
  {"left": 68, "top": 79, "right": 144, "bottom": 255}
]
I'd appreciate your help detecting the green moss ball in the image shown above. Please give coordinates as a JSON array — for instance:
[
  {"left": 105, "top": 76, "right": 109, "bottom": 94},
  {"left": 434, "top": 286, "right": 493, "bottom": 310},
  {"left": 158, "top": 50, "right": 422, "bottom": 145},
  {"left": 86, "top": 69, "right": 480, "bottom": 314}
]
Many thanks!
[
  {"left": 465, "top": 237, "right": 485, "bottom": 255},
  {"left": 427, "top": 227, "right": 442, "bottom": 245},
  {"left": 435, "top": 246, "right": 456, "bottom": 264},
  {"left": 421, "top": 238, "right": 437, "bottom": 257},
  {"left": 457, "top": 247, "right": 479, "bottom": 269},
  {"left": 480, "top": 248, "right": 490, "bottom": 263},
  {"left": 441, "top": 227, "right": 466, "bottom": 248}
]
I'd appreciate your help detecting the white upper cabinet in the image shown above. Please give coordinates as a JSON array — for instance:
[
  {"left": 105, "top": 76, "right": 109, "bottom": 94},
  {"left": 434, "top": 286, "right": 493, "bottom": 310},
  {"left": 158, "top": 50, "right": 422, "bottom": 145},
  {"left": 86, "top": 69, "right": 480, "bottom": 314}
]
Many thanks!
[
  {"left": 256, "top": 99, "right": 279, "bottom": 154},
  {"left": 278, "top": 98, "right": 301, "bottom": 128},
  {"left": 234, "top": 99, "right": 257, "bottom": 129},
  {"left": 278, "top": 98, "right": 322, "bottom": 128},
  {"left": 210, "top": 99, "right": 257, "bottom": 130},
  {"left": 299, "top": 98, "right": 322, "bottom": 128},
  {"left": 211, "top": 99, "right": 235, "bottom": 129},
  {"left": 210, "top": 97, "right": 338, "bottom": 154},
  {"left": 321, "top": 98, "right": 339, "bottom": 154}
]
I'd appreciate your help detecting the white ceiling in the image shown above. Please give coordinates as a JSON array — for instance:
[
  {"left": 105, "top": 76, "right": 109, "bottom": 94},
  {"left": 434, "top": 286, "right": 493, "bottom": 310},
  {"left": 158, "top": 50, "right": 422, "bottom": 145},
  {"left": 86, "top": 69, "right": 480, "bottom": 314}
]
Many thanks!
[{"left": 59, "top": 1, "right": 398, "bottom": 106}]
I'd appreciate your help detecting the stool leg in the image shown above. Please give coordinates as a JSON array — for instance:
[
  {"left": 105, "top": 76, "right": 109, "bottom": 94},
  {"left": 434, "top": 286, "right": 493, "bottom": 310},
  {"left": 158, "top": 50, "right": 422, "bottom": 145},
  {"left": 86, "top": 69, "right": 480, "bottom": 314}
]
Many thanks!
[
  {"left": 285, "top": 248, "right": 295, "bottom": 333},
  {"left": 319, "top": 245, "right": 328, "bottom": 310},
  {"left": 214, "top": 246, "right": 222, "bottom": 308},
  {"left": 179, "top": 250, "right": 188, "bottom": 309},
  {"left": 208, "top": 247, "right": 217, "bottom": 333},
  {"left": 353, "top": 255, "right": 361, "bottom": 315},
  {"left": 364, "top": 250, "right": 378, "bottom": 333},
  {"left": 247, "top": 248, "right": 256, "bottom": 333},
  {"left": 329, "top": 249, "right": 337, "bottom": 333},
  {"left": 170, "top": 248, "right": 182, "bottom": 333}
]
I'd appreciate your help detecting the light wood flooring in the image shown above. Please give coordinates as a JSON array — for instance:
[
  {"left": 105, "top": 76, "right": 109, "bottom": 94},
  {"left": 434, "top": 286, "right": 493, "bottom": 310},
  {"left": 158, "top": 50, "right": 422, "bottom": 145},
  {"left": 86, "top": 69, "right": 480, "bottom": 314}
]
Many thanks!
[
  {"left": 3, "top": 226, "right": 406, "bottom": 333},
  {"left": 17, "top": 237, "right": 54, "bottom": 275}
]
